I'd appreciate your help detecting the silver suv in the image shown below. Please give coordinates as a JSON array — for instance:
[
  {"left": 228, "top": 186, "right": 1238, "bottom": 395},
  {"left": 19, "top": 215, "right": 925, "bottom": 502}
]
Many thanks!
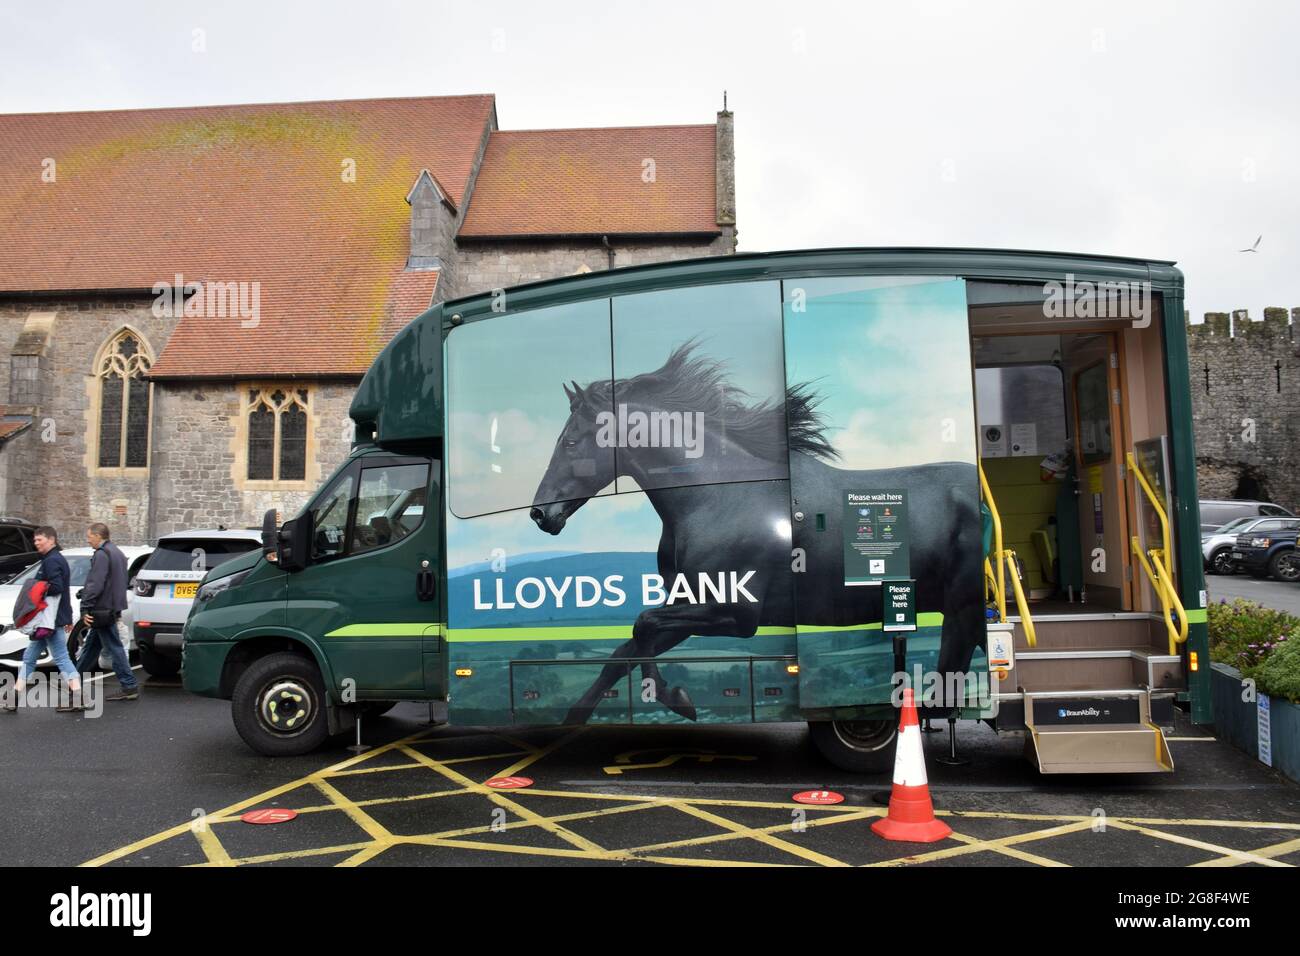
[{"left": 131, "top": 529, "right": 262, "bottom": 676}]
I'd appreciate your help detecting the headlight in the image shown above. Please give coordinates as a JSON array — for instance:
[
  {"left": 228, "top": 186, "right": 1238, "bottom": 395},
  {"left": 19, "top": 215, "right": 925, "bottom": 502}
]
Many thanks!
[
  {"left": 196, "top": 569, "right": 251, "bottom": 604},
  {"left": 1250, "top": 538, "right": 1270, "bottom": 549}
]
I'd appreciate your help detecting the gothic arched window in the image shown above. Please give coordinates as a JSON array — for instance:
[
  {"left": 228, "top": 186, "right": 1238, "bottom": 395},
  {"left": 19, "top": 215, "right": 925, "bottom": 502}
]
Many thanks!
[
  {"left": 96, "top": 331, "right": 153, "bottom": 469},
  {"left": 245, "top": 387, "right": 310, "bottom": 482}
]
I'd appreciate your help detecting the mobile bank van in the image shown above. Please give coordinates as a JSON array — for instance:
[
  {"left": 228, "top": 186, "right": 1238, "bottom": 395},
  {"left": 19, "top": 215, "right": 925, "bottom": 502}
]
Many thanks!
[{"left": 182, "top": 248, "right": 1208, "bottom": 774}]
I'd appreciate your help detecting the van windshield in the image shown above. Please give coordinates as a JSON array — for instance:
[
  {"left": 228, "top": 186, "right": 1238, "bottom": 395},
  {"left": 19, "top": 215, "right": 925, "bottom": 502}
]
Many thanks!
[{"left": 144, "top": 539, "right": 258, "bottom": 573}]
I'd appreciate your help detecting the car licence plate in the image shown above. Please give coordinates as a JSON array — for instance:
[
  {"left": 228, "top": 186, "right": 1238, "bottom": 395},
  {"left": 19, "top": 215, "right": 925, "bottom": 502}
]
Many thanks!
[
  {"left": 1232, "top": 552, "right": 1244, "bottom": 560},
  {"left": 173, "top": 582, "right": 199, "bottom": 599}
]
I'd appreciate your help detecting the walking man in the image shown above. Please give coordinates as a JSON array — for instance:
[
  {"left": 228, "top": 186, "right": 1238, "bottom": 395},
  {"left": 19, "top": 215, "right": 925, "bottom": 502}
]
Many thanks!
[{"left": 73, "top": 522, "right": 138, "bottom": 702}]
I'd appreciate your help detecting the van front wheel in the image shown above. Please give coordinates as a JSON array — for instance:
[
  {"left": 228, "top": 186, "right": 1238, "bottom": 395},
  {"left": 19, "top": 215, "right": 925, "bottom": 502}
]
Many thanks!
[
  {"left": 232, "top": 652, "right": 329, "bottom": 757},
  {"left": 809, "top": 719, "right": 897, "bottom": 773}
]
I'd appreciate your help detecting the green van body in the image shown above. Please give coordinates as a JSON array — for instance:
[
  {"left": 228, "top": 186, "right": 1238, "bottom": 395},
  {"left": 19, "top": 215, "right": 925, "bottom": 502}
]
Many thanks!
[{"left": 182, "top": 247, "right": 1210, "bottom": 749}]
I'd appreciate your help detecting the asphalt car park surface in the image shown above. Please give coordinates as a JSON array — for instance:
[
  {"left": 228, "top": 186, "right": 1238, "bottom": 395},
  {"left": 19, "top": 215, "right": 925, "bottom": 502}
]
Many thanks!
[
  {"left": 2, "top": 667, "right": 1297, "bottom": 868},
  {"left": 1207, "top": 573, "right": 1300, "bottom": 616}
]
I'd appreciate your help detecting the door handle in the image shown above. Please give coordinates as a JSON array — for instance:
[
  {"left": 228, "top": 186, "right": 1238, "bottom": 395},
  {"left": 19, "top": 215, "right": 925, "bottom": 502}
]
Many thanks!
[{"left": 416, "top": 560, "right": 436, "bottom": 602}]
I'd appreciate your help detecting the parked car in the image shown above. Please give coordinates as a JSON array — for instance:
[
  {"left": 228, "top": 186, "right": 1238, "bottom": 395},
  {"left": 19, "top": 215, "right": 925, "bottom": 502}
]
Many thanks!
[
  {"left": 0, "top": 517, "right": 41, "bottom": 583},
  {"left": 1199, "top": 499, "right": 1295, "bottom": 535},
  {"left": 131, "top": 529, "right": 263, "bottom": 676},
  {"left": 1203, "top": 516, "right": 1300, "bottom": 575},
  {"left": 1232, "top": 526, "right": 1300, "bottom": 583},
  {"left": 0, "top": 545, "right": 153, "bottom": 670}
]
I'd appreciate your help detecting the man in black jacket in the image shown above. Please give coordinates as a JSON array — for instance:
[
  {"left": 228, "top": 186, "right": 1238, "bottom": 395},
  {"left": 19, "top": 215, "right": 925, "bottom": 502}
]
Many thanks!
[{"left": 73, "top": 522, "right": 138, "bottom": 701}]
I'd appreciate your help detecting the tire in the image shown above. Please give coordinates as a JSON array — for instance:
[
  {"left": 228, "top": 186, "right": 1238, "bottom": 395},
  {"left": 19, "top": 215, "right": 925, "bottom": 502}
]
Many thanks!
[
  {"left": 357, "top": 701, "right": 398, "bottom": 718},
  {"left": 1208, "top": 549, "right": 1236, "bottom": 576},
  {"left": 809, "top": 719, "right": 897, "bottom": 773},
  {"left": 231, "top": 652, "right": 330, "bottom": 757},
  {"left": 1269, "top": 550, "right": 1300, "bottom": 583},
  {"left": 139, "top": 646, "right": 180, "bottom": 678}
]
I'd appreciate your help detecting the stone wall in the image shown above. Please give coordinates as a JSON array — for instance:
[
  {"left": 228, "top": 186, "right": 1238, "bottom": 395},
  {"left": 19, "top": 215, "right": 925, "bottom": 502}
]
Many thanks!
[
  {"left": 149, "top": 380, "right": 356, "bottom": 539},
  {"left": 1187, "top": 307, "right": 1300, "bottom": 512},
  {"left": 0, "top": 297, "right": 178, "bottom": 545},
  {"left": 452, "top": 231, "right": 737, "bottom": 299}
]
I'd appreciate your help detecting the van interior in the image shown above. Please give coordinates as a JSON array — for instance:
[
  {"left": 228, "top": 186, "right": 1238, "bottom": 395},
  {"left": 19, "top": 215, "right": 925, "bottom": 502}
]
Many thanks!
[{"left": 968, "top": 282, "right": 1184, "bottom": 773}]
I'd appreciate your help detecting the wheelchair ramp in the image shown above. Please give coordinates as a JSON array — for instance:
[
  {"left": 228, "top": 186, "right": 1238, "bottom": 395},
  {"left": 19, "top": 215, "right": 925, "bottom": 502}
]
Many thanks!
[{"left": 1024, "top": 690, "right": 1174, "bottom": 774}]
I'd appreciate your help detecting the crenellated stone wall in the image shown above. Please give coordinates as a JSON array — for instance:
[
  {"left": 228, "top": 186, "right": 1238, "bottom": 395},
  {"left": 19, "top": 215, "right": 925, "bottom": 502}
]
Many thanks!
[{"left": 1186, "top": 307, "right": 1300, "bottom": 512}]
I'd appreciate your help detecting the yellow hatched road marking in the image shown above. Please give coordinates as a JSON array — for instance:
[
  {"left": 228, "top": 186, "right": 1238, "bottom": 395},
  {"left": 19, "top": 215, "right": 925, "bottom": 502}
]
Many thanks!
[
  {"left": 311, "top": 777, "right": 393, "bottom": 843},
  {"left": 627, "top": 808, "right": 877, "bottom": 855},
  {"left": 869, "top": 819, "right": 1095, "bottom": 866},
  {"left": 1108, "top": 819, "right": 1292, "bottom": 867},
  {"left": 192, "top": 823, "right": 234, "bottom": 866},
  {"left": 82, "top": 719, "right": 1300, "bottom": 869},
  {"left": 396, "top": 743, "right": 608, "bottom": 855},
  {"left": 1193, "top": 836, "right": 1300, "bottom": 867},
  {"left": 946, "top": 830, "right": 1069, "bottom": 867},
  {"left": 670, "top": 801, "right": 851, "bottom": 867}
]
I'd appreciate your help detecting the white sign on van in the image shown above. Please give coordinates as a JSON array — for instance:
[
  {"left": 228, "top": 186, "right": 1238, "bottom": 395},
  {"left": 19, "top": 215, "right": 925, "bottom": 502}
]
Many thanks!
[
  {"left": 981, "top": 424, "right": 1007, "bottom": 458},
  {"left": 1009, "top": 423, "right": 1037, "bottom": 457}
]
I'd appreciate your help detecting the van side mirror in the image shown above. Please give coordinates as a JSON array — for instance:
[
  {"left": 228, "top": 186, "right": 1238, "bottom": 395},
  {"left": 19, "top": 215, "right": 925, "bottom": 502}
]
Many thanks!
[
  {"left": 261, "top": 509, "right": 279, "bottom": 563},
  {"left": 277, "top": 512, "right": 314, "bottom": 573}
]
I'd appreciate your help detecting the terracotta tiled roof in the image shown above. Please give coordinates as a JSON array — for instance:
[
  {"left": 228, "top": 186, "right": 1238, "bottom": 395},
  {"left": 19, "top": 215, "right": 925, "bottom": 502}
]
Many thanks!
[
  {"left": 0, "top": 95, "right": 494, "bottom": 377},
  {"left": 0, "top": 408, "right": 33, "bottom": 442},
  {"left": 458, "top": 125, "right": 719, "bottom": 238}
]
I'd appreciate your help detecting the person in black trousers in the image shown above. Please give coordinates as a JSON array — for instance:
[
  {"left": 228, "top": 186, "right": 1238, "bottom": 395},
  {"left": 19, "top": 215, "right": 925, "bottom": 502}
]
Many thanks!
[{"left": 72, "top": 522, "right": 138, "bottom": 702}]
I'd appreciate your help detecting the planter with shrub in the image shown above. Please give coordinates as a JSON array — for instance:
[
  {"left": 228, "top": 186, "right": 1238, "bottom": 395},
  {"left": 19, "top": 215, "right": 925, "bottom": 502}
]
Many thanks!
[{"left": 1207, "top": 599, "right": 1300, "bottom": 782}]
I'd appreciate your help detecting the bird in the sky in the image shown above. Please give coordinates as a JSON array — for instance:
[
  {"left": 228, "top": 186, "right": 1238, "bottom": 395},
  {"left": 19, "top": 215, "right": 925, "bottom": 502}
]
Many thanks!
[{"left": 1240, "top": 235, "right": 1262, "bottom": 253}]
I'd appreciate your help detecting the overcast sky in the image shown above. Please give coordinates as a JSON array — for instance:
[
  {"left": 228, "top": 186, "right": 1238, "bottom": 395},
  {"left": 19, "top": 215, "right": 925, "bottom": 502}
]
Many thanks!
[{"left": 3, "top": 0, "right": 1296, "bottom": 321}]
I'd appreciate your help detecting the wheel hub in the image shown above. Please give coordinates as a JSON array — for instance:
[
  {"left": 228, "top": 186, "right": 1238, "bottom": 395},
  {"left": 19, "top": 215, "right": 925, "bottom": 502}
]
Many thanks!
[
  {"left": 258, "top": 679, "right": 315, "bottom": 735},
  {"left": 832, "top": 718, "right": 895, "bottom": 752}
]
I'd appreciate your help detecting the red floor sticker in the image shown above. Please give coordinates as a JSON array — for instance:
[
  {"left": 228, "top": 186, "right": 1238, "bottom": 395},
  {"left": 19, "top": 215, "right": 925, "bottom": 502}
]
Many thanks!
[
  {"left": 485, "top": 776, "right": 534, "bottom": 790},
  {"left": 792, "top": 790, "right": 844, "bottom": 805},
  {"left": 240, "top": 808, "right": 299, "bottom": 825}
]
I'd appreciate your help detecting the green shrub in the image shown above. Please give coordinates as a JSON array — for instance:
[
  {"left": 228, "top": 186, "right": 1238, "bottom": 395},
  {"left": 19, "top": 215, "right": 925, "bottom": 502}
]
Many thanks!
[
  {"left": 1207, "top": 599, "right": 1299, "bottom": 673},
  {"left": 1254, "top": 637, "right": 1300, "bottom": 703}
]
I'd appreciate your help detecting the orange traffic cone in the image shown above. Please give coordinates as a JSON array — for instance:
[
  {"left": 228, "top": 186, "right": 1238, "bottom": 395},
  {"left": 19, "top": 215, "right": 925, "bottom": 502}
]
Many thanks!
[{"left": 871, "top": 687, "right": 952, "bottom": 843}]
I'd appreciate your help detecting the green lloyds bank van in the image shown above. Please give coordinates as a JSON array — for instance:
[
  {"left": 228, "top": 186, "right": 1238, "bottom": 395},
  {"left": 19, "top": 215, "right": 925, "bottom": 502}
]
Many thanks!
[{"left": 182, "top": 247, "right": 1209, "bottom": 774}]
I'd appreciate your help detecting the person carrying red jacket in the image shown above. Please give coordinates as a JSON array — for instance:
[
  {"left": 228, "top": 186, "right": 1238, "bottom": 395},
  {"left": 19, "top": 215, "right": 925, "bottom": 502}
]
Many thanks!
[{"left": 3, "top": 526, "right": 82, "bottom": 713}]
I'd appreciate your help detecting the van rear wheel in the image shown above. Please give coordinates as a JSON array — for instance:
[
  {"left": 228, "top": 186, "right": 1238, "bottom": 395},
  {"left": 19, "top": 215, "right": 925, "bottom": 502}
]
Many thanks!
[
  {"left": 809, "top": 719, "right": 897, "bottom": 773},
  {"left": 232, "top": 652, "right": 329, "bottom": 757}
]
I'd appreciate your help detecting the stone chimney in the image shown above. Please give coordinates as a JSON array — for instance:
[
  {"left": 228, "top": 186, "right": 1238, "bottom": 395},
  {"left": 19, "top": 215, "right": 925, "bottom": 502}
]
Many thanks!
[{"left": 715, "top": 109, "right": 736, "bottom": 244}]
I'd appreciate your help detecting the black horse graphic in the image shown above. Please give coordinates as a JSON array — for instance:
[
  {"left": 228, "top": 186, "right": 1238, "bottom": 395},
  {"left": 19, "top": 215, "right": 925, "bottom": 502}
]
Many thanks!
[{"left": 529, "top": 343, "right": 983, "bottom": 725}]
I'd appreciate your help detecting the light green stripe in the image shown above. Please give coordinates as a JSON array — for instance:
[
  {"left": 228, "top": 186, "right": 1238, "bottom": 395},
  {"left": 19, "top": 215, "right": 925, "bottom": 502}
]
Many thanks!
[
  {"left": 1184, "top": 608, "right": 1207, "bottom": 624},
  {"left": 324, "top": 623, "right": 442, "bottom": 638},
  {"left": 798, "top": 612, "right": 945, "bottom": 633},
  {"left": 444, "top": 615, "right": 944, "bottom": 644}
]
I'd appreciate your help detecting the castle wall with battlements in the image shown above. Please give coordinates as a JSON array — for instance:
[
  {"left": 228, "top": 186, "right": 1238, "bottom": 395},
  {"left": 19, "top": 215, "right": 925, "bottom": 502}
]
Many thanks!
[{"left": 1186, "top": 307, "right": 1300, "bottom": 512}]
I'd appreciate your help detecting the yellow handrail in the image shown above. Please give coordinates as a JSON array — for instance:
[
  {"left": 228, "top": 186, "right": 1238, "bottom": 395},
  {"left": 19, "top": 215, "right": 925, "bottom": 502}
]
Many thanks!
[
  {"left": 978, "top": 464, "right": 1006, "bottom": 622},
  {"left": 978, "top": 463, "right": 1036, "bottom": 648},
  {"left": 1126, "top": 452, "right": 1189, "bottom": 655}
]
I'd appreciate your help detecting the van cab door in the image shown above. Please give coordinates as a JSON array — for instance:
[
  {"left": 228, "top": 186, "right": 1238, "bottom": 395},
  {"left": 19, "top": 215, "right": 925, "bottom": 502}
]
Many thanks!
[{"left": 287, "top": 454, "right": 439, "bottom": 699}]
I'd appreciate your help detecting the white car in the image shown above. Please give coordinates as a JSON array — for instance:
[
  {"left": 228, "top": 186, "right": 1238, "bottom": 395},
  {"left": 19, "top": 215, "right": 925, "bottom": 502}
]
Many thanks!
[
  {"left": 131, "top": 529, "right": 264, "bottom": 677},
  {"left": 0, "top": 545, "right": 153, "bottom": 670},
  {"left": 1202, "top": 516, "right": 1300, "bottom": 575}
]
